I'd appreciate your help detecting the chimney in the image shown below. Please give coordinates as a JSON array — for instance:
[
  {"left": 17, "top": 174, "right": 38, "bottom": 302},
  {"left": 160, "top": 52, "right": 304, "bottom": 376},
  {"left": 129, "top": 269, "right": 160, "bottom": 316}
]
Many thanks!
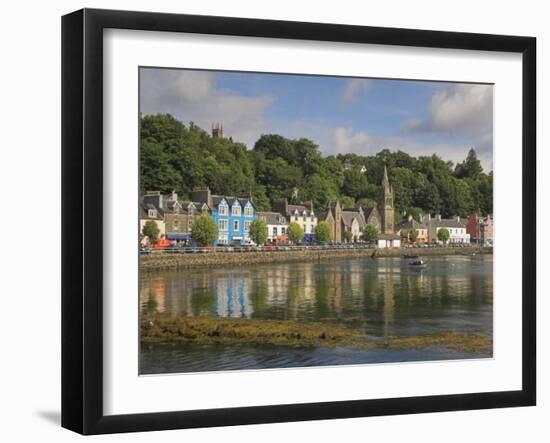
[
  {"left": 436, "top": 214, "right": 441, "bottom": 221},
  {"left": 408, "top": 214, "right": 413, "bottom": 222},
  {"left": 171, "top": 190, "right": 178, "bottom": 202},
  {"left": 192, "top": 187, "right": 212, "bottom": 207},
  {"left": 456, "top": 215, "right": 460, "bottom": 223}
]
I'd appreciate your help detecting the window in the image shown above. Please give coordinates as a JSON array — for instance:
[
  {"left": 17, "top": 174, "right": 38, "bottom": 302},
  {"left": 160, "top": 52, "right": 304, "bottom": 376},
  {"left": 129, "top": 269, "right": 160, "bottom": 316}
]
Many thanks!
[
  {"left": 244, "top": 221, "right": 251, "bottom": 231},
  {"left": 232, "top": 205, "right": 241, "bottom": 216},
  {"left": 218, "top": 220, "right": 228, "bottom": 231},
  {"left": 244, "top": 206, "right": 253, "bottom": 216},
  {"left": 281, "top": 227, "right": 286, "bottom": 235},
  {"left": 148, "top": 209, "right": 157, "bottom": 218},
  {"left": 272, "top": 227, "right": 277, "bottom": 237},
  {"left": 172, "top": 219, "right": 179, "bottom": 231},
  {"left": 188, "top": 219, "right": 193, "bottom": 231},
  {"left": 219, "top": 203, "right": 228, "bottom": 216},
  {"left": 234, "top": 220, "right": 239, "bottom": 231}
]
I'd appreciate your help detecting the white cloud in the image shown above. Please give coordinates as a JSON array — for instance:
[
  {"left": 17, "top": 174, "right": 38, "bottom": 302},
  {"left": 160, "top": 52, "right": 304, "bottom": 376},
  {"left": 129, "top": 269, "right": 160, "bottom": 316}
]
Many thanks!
[
  {"left": 341, "top": 79, "right": 373, "bottom": 104},
  {"left": 400, "top": 83, "right": 493, "bottom": 170},
  {"left": 330, "top": 126, "right": 373, "bottom": 155},
  {"left": 403, "top": 83, "right": 493, "bottom": 135},
  {"left": 320, "top": 126, "right": 492, "bottom": 171},
  {"left": 140, "top": 68, "right": 275, "bottom": 146}
]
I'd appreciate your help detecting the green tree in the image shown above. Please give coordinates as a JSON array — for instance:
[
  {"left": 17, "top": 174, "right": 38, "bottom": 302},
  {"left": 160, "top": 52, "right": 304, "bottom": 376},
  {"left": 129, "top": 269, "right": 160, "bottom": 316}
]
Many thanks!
[
  {"left": 142, "top": 220, "right": 160, "bottom": 244},
  {"left": 406, "top": 207, "right": 423, "bottom": 223},
  {"left": 437, "top": 228, "right": 450, "bottom": 244},
  {"left": 300, "top": 173, "right": 339, "bottom": 210},
  {"left": 191, "top": 214, "right": 218, "bottom": 246},
  {"left": 340, "top": 196, "right": 355, "bottom": 209},
  {"left": 343, "top": 168, "right": 369, "bottom": 200},
  {"left": 455, "top": 148, "right": 483, "bottom": 179},
  {"left": 249, "top": 219, "right": 268, "bottom": 245},
  {"left": 363, "top": 224, "right": 379, "bottom": 244},
  {"left": 314, "top": 221, "right": 331, "bottom": 244},
  {"left": 356, "top": 198, "right": 377, "bottom": 208},
  {"left": 409, "top": 228, "right": 419, "bottom": 243},
  {"left": 344, "top": 230, "right": 353, "bottom": 243},
  {"left": 287, "top": 222, "right": 304, "bottom": 244}
]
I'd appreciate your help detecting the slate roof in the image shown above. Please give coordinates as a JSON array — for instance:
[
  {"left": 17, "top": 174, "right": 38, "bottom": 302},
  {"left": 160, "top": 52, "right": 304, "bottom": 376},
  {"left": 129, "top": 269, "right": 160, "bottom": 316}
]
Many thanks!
[
  {"left": 396, "top": 219, "right": 427, "bottom": 231},
  {"left": 258, "top": 212, "right": 288, "bottom": 225},
  {"left": 316, "top": 210, "right": 329, "bottom": 221},
  {"left": 139, "top": 202, "right": 164, "bottom": 220},
  {"left": 287, "top": 204, "right": 314, "bottom": 216},
  {"left": 363, "top": 207, "right": 378, "bottom": 219},
  {"left": 427, "top": 218, "right": 466, "bottom": 229},
  {"left": 378, "top": 233, "right": 401, "bottom": 240},
  {"left": 211, "top": 195, "right": 256, "bottom": 209},
  {"left": 341, "top": 211, "right": 360, "bottom": 228}
]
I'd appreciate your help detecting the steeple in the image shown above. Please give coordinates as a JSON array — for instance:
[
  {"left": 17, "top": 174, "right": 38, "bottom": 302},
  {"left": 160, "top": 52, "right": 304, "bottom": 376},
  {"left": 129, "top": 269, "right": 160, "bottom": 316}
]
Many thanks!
[{"left": 379, "top": 164, "right": 395, "bottom": 234}]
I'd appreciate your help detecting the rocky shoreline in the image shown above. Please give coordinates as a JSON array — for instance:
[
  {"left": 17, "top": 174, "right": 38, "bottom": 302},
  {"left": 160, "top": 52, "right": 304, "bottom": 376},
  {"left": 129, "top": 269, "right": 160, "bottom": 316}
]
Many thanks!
[
  {"left": 140, "top": 246, "right": 492, "bottom": 271},
  {"left": 141, "top": 316, "right": 492, "bottom": 353}
]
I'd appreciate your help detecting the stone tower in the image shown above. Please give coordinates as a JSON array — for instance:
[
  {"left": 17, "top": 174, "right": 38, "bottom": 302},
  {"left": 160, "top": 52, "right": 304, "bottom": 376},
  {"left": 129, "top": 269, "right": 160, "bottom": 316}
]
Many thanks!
[
  {"left": 379, "top": 165, "right": 395, "bottom": 234},
  {"left": 212, "top": 123, "right": 224, "bottom": 138}
]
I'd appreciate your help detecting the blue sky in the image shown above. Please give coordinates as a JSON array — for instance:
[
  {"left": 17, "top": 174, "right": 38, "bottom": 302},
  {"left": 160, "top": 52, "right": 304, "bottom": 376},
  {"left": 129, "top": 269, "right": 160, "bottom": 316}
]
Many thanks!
[{"left": 140, "top": 68, "right": 493, "bottom": 171}]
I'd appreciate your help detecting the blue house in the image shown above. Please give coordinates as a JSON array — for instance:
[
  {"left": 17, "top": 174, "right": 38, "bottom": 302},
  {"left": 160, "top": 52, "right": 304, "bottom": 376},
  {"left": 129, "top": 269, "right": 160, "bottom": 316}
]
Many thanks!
[{"left": 191, "top": 187, "right": 257, "bottom": 245}]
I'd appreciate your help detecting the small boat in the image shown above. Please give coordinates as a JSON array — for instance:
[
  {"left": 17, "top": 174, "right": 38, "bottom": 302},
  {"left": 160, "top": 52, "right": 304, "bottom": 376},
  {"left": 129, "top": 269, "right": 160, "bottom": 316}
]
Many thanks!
[{"left": 408, "top": 259, "right": 427, "bottom": 269}]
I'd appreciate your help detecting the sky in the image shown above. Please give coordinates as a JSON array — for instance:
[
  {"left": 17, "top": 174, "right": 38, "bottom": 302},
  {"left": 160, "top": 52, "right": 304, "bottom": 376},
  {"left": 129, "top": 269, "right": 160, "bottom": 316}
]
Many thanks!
[{"left": 140, "top": 67, "right": 494, "bottom": 171}]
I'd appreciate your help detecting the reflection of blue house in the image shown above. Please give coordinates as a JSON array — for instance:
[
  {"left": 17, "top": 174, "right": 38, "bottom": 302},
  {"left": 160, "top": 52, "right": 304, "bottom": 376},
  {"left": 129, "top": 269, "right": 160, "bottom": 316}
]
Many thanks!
[{"left": 192, "top": 187, "right": 257, "bottom": 245}]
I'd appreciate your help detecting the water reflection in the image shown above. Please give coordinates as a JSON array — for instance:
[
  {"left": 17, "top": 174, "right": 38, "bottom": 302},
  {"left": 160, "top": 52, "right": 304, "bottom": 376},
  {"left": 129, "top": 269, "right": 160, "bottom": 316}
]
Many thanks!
[{"left": 140, "top": 255, "right": 493, "bottom": 339}]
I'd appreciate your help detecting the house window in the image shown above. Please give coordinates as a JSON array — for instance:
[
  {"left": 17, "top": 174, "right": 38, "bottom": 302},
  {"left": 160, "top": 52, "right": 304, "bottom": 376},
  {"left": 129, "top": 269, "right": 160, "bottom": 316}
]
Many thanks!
[
  {"left": 244, "top": 206, "right": 253, "bottom": 216},
  {"left": 172, "top": 219, "right": 179, "bottom": 231},
  {"left": 218, "top": 219, "right": 228, "bottom": 231},
  {"left": 244, "top": 221, "right": 251, "bottom": 231},
  {"left": 272, "top": 227, "right": 277, "bottom": 237},
  {"left": 219, "top": 204, "right": 228, "bottom": 216},
  {"left": 148, "top": 209, "right": 157, "bottom": 218},
  {"left": 281, "top": 227, "right": 286, "bottom": 235},
  {"left": 232, "top": 205, "right": 241, "bottom": 216},
  {"left": 234, "top": 220, "right": 239, "bottom": 231},
  {"left": 188, "top": 218, "right": 193, "bottom": 231}
]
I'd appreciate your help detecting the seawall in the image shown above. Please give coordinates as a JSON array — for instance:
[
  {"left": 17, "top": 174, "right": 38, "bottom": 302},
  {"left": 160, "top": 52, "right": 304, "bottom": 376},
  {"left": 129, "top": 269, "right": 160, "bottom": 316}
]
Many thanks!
[{"left": 140, "top": 246, "right": 493, "bottom": 271}]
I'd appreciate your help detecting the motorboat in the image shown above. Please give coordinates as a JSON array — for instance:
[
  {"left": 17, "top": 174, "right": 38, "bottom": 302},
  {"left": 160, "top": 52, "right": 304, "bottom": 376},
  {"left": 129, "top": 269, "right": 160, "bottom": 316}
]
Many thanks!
[{"left": 408, "top": 259, "right": 427, "bottom": 269}]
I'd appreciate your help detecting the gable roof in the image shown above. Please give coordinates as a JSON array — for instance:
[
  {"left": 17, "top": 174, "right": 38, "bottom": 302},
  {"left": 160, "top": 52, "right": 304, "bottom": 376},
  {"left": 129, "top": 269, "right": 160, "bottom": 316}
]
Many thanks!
[
  {"left": 211, "top": 195, "right": 256, "bottom": 210},
  {"left": 258, "top": 211, "right": 288, "bottom": 225},
  {"left": 427, "top": 218, "right": 466, "bottom": 228},
  {"left": 341, "top": 212, "right": 359, "bottom": 227},
  {"left": 396, "top": 219, "right": 427, "bottom": 230}
]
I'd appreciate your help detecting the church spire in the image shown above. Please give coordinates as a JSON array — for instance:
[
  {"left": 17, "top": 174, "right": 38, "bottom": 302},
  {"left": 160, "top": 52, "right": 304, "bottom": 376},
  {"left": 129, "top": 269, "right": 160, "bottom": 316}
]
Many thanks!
[{"left": 379, "top": 164, "right": 395, "bottom": 234}]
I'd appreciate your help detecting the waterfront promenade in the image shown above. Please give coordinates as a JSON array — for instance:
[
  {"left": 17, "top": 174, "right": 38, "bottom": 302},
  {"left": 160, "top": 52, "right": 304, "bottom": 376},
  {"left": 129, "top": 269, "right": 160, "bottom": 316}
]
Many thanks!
[{"left": 140, "top": 245, "right": 493, "bottom": 271}]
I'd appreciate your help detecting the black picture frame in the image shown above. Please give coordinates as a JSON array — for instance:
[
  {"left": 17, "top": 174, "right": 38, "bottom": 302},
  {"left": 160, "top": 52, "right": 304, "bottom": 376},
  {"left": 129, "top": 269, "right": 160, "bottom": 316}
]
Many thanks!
[{"left": 61, "top": 8, "right": 536, "bottom": 435}]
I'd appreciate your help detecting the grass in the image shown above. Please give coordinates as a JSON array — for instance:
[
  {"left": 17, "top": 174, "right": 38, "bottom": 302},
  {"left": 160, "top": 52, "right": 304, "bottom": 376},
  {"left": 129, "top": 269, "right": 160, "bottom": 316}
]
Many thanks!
[{"left": 141, "top": 315, "right": 492, "bottom": 354}]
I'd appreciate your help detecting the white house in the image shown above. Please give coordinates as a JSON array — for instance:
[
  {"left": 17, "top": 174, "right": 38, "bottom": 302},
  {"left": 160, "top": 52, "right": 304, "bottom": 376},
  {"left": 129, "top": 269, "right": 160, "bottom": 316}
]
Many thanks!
[
  {"left": 377, "top": 233, "right": 401, "bottom": 248},
  {"left": 423, "top": 214, "right": 470, "bottom": 244},
  {"left": 139, "top": 201, "right": 165, "bottom": 245},
  {"left": 257, "top": 212, "right": 289, "bottom": 243}
]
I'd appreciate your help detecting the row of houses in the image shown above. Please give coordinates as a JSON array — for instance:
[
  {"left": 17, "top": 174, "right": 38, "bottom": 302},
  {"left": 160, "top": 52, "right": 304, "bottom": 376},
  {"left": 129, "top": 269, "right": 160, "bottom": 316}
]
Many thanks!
[
  {"left": 140, "top": 166, "right": 493, "bottom": 247},
  {"left": 396, "top": 213, "right": 493, "bottom": 245}
]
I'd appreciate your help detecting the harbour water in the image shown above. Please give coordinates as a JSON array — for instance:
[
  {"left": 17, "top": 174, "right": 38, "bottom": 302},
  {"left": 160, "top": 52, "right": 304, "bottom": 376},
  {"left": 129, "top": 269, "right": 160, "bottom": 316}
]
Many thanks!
[{"left": 140, "top": 255, "right": 493, "bottom": 374}]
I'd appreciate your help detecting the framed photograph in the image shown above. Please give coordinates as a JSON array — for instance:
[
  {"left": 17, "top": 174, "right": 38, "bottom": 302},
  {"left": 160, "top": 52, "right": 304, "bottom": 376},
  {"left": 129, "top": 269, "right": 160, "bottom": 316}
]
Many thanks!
[{"left": 61, "top": 8, "right": 536, "bottom": 435}]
